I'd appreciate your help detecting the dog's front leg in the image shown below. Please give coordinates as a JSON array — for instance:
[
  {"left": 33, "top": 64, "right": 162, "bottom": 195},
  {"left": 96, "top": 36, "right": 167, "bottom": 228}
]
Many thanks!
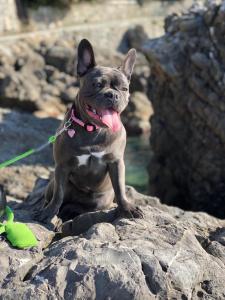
[
  {"left": 35, "top": 165, "right": 68, "bottom": 222},
  {"left": 108, "top": 159, "right": 143, "bottom": 218}
]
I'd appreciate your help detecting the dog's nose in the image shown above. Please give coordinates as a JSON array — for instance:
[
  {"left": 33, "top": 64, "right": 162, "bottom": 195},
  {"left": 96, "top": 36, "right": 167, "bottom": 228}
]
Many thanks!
[{"left": 104, "top": 91, "right": 113, "bottom": 99}]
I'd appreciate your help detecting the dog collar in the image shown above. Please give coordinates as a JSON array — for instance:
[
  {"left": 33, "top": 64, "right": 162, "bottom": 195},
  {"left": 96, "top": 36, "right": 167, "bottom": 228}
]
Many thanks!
[{"left": 67, "top": 106, "right": 101, "bottom": 138}]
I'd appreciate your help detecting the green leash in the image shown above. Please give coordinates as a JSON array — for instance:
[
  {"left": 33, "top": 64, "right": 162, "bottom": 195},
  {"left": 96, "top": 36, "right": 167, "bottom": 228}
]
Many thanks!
[
  {"left": 0, "top": 119, "right": 72, "bottom": 170},
  {"left": 0, "top": 136, "right": 55, "bottom": 170}
]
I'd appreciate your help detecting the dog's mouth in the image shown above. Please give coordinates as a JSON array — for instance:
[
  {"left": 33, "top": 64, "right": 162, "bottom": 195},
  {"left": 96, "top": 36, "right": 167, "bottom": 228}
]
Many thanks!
[{"left": 86, "top": 105, "right": 121, "bottom": 132}]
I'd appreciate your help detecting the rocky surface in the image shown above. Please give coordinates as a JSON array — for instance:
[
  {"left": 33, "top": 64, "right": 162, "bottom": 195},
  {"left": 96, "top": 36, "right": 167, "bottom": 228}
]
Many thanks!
[
  {"left": 0, "top": 40, "right": 76, "bottom": 117},
  {"left": 1, "top": 185, "right": 225, "bottom": 299},
  {"left": 143, "top": 0, "right": 225, "bottom": 217},
  {"left": 0, "top": 108, "right": 59, "bottom": 199}
]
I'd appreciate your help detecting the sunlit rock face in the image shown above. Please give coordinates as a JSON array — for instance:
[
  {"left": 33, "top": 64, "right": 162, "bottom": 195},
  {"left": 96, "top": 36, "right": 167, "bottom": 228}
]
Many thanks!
[{"left": 1, "top": 184, "right": 225, "bottom": 300}]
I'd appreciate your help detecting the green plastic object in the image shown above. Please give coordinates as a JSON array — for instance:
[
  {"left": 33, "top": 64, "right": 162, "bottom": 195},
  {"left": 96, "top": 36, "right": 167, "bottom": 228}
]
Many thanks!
[{"left": 0, "top": 206, "right": 38, "bottom": 249}]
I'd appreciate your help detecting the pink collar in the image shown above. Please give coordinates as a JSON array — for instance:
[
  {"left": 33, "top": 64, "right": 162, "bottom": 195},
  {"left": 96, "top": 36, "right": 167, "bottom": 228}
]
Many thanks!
[{"left": 67, "top": 106, "right": 101, "bottom": 138}]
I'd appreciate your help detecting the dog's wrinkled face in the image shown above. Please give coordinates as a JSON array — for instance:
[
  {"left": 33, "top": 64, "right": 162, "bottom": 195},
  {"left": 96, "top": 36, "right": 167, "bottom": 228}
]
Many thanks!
[
  {"left": 76, "top": 39, "right": 136, "bottom": 131},
  {"left": 79, "top": 66, "right": 130, "bottom": 114}
]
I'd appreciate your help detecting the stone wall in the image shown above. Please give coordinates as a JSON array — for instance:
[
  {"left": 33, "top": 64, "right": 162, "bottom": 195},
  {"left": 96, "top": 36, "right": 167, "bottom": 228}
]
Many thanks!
[
  {"left": 143, "top": 0, "right": 225, "bottom": 217},
  {"left": 0, "top": 0, "right": 193, "bottom": 50},
  {"left": 0, "top": 0, "right": 20, "bottom": 33}
]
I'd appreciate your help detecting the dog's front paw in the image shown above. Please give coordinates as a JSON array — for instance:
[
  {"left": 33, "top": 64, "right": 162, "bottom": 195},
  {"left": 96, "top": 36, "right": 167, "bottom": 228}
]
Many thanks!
[{"left": 119, "top": 202, "right": 144, "bottom": 219}]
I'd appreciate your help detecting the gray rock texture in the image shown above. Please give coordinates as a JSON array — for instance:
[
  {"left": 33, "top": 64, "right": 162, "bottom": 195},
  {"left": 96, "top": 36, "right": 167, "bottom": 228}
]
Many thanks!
[
  {"left": 1, "top": 185, "right": 225, "bottom": 299},
  {"left": 122, "top": 91, "right": 153, "bottom": 135},
  {"left": 143, "top": 0, "right": 225, "bottom": 217},
  {"left": 0, "top": 108, "right": 59, "bottom": 199},
  {"left": 0, "top": 41, "right": 74, "bottom": 117}
]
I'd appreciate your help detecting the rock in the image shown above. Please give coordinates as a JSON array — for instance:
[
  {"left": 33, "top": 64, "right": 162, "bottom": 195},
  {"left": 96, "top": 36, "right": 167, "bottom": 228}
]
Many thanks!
[
  {"left": 118, "top": 25, "right": 149, "bottom": 54},
  {"left": 0, "top": 41, "right": 70, "bottom": 117},
  {"left": 121, "top": 92, "right": 153, "bottom": 135},
  {"left": 0, "top": 166, "right": 51, "bottom": 200},
  {"left": 0, "top": 108, "right": 60, "bottom": 199},
  {"left": 0, "top": 63, "right": 42, "bottom": 111},
  {"left": 142, "top": 1, "right": 225, "bottom": 217},
  {"left": 44, "top": 45, "right": 75, "bottom": 74},
  {"left": 130, "top": 53, "right": 151, "bottom": 94},
  {"left": 1, "top": 184, "right": 225, "bottom": 299}
]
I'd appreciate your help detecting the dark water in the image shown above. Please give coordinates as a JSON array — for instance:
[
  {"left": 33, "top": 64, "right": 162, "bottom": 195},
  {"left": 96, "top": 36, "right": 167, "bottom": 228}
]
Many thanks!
[{"left": 125, "top": 135, "right": 150, "bottom": 194}]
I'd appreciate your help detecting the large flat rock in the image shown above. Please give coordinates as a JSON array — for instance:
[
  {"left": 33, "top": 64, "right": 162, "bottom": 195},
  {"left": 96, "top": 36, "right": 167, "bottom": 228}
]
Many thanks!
[{"left": 0, "top": 187, "right": 225, "bottom": 299}]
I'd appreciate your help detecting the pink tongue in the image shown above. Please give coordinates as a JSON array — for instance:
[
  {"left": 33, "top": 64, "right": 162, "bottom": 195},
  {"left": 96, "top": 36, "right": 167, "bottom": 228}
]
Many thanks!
[{"left": 101, "top": 109, "right": 121, "bottom": 132}]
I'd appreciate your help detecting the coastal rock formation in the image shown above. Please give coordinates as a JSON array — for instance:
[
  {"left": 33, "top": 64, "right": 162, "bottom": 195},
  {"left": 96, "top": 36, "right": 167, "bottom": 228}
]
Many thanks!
[
  {"left": 1, "top": 185, "right": 225, "bottom": 299},
  {"left": 143, "top": 1, "right": 225, "bottom": 217}
]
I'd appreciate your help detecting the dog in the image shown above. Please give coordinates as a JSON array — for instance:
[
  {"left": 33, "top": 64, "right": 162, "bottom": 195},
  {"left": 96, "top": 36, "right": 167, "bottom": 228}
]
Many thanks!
[
  {"left": 0, "top": 185, "right": 6, "bottom": 218},
  {"left": 35, "top": 39, "right": 143, "bottom": 223}
]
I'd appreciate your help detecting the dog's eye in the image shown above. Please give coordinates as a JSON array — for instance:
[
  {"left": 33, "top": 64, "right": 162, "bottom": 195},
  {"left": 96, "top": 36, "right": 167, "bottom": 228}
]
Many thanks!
[{"left": 122, "top": 87, "right": 128, "bottom": 92}]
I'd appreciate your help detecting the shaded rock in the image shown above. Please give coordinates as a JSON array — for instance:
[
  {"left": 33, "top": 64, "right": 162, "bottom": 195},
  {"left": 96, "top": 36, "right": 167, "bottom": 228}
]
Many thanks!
[
  {"left": 142, "top": 1, "right": 225, "bottom": 217},
  {"left": 0, "top": 48, "right": 62, "bottom": 116},
  {"left": 0, "top": 41, "right": 69, "bottom": 117},
  {"left": 118, "top": 27, "right": 151, "bottom": 94},
  {"left": 44, "top": 45, "right": 75, "bottom": 74},
  {"left": 130, "top": 53, "right": 151, "bottom": 94},
  {"left": 0, "top": 166, "right": 51, "bottom": 200},
  {"left": 118, "top": 25, "right": 149, "bottom": 54},
  {"left": 0, "top": 108, "right": 59, "bottom": 199},
  {"left": 0, "top": 64, "right": 41, "bottom": 111},
  {"left": 122, "top": 91, "right": 153, "bottom": 135}
]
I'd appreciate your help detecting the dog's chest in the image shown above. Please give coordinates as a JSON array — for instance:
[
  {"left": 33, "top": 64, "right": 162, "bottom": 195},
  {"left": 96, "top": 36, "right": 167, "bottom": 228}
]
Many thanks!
[{"left": 76, "top": 151, "right": 105, "bottom": 167}]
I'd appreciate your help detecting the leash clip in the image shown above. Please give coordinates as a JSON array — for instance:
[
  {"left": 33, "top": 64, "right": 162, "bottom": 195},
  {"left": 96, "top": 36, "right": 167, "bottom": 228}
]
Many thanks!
[{"left": 64, "top": 119, "right": 72, "bottom": 129}]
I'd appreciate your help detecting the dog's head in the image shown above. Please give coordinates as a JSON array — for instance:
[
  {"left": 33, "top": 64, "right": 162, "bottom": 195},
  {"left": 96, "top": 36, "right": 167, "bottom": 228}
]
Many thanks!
[{"left": 75, "top": 39, "right": 136, "bottom": 132}]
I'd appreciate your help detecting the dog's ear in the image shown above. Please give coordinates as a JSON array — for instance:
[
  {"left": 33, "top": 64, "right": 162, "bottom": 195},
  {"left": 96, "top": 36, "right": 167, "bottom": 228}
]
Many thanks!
[
  {"left": 119, "top": 48, "right": 137, "bottom": 81},
  {"left": 77, "top": 39, "right": 96, "bottom": 76}
]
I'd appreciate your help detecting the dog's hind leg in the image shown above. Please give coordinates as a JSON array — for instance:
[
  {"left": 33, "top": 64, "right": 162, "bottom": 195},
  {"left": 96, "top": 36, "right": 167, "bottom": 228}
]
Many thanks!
[
  {"left": 34, "top": 165, "right": 69, "bottom": 222},
  {"left": 44, "top": 178, "right": 54, "bottom": 207}
]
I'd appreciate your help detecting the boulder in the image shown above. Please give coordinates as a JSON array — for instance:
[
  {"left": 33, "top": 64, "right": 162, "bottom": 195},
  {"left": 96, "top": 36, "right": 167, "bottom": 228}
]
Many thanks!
[
  {"left": 0, "top": 108, "right": 60, "bottom": 199},
  {"left": 142, "top": 1, "right": 225, "bottom": 217},
  {"left": 1, "top": 185, "right": 225, "bottom": 299},
  {"left": 122, "top": 91, "right": 153, "bottom": 135},
  {"left": 44, "top": 45, "right": 75, "bottom": 74},
  {"left": 130, "top": 53, "right": 151, "bottom": 94},
  {"left": 0, "top": 41, "right": 69, "bottom": 117},
  {"left": 118, "top": 25, "right": 149, "bottom": 54}
]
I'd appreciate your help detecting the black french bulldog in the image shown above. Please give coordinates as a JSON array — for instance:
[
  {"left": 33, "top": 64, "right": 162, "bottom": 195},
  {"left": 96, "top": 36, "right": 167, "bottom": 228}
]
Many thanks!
[
  {"left": 35, "top": 39, "right": 143, "bottom": 223},
  {"left": 0, "top": 185, "right": 6, "bottom": 218}
]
